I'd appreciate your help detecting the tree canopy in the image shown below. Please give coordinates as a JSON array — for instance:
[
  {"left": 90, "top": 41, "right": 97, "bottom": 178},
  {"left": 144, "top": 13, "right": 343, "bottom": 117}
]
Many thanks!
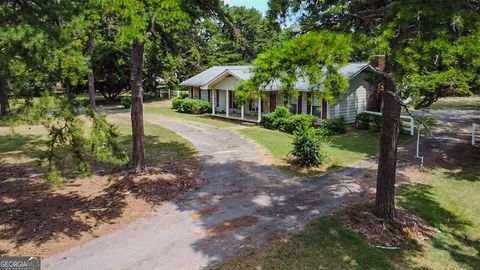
[
  {"left": 236, "top": 31, "right": 352, "bottom": 103},
  {"left": 268, "top": 0, "right": 480, "bottom": 108}
]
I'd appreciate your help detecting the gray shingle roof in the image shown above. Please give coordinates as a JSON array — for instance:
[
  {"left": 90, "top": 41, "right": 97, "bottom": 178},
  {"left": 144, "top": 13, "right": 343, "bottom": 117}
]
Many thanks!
[
  {"left": 180, "top": 62, "right": 372, "bottom": 90},
  {"left": 179, "top": 66, "right": 251, "bottom": 87}
]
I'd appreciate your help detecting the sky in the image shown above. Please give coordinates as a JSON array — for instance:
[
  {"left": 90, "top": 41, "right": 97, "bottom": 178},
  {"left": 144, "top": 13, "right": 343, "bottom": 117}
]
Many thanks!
[{"left": 223, "top": 0, "right": 269, "bottom": 14}]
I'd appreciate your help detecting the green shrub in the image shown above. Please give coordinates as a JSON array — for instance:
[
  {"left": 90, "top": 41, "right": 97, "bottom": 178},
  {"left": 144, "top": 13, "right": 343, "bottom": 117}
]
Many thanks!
[
  {"left": 174, "top": 98, "right": 211, "bottom": 114},
  {"left": 261, "top": 107, "right": 315, "bottom": 134},
  {"left": 172, "top": 96, "right": 184, "bottom": 110},
  {"left": 260, "top": 113, "right": 276, "bottom": 129},
  {"left": 284, "top": 114, "right": 316, "bottom": 134},
  {"left": 322, "top": 116, "right": 347, "bottom": 135},
  {"left": 260, "top": 106, "right": 292, "bottom": 130},
  {"left": 355, "top": 112, "right": 371, "bottom": 130},
  {"left": 76, "top": 97, "right": 90, "bottom": 108},
  {"left": 291, "top": 127, "right": 324, "bottom": 167},
  {"left": 355, "top": 112, "right": 383, "bottom": 132},
  {"left": 371, "top": 114, "right": 383, "bottom": 132},
  {"left": 271, "top": 106, "right": 292, "bottom": 119},
  {"left": 121, "top": 95, "right": 132, "bottom": 109},
  {"left": 274, "top": 117, "right": 291, "bottom": 132}
]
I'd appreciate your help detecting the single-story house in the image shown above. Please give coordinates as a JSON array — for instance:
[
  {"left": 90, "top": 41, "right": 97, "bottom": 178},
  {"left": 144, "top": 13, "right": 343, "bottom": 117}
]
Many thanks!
[{"left": 179, "top": 62, "right": 376, "bottom": 123}]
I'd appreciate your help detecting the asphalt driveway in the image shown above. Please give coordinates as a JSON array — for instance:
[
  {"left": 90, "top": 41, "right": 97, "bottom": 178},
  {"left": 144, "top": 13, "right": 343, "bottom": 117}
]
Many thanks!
[{"left": 43, "top": 113, "right": 379, "bottom": 270}]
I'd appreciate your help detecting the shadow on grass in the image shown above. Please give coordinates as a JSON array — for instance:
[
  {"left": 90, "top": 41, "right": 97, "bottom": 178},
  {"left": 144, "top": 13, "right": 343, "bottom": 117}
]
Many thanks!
[
  {"left": 431, "top": 236, "right": 480, "bottom": 268},
  {"left": 212, "top": 216, "right": 397, "bottom": 270},
  {"left": 0, "top": 133, "right": 45, "bottom": 161},
  {"left": 442, "top": 146, "right": 480, "bottom": 182},
  {"left": 397, "top": 184, "right": 472, "bottom": 231},
  {"left": 397, "top": 182, "right": 480, "bottom": 269},
  {"left": 118, "top": 134, "right": 198, "bottom": 166}
]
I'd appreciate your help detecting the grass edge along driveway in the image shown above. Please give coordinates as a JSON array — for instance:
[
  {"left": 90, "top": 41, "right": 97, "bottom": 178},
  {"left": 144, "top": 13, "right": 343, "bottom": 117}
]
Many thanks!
[{"left": 238, "top": 126, "right": 412, "bottom": 176}]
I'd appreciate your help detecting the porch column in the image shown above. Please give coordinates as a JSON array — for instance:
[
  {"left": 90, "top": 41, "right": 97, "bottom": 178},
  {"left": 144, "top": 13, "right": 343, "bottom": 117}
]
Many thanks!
[
  {"left": 211, "top": 89, "right": 216, "bottom": 115},
  {"left": 241, "top": 104, "right": 245, "bottom": 119},
  {"left": 226, "top": 89, "right": 230, "bottom": 117},
  {"left": 257, "top": 97, "right": 262, "bottom": 122}
]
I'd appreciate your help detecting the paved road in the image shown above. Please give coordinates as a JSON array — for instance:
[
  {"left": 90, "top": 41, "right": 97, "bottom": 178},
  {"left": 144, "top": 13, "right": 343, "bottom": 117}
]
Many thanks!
[
  {"left": 397, "top": 108, "right": 480, "bottom": 168},
  {"left": 43, "top": 114, "right": 378, "bottom": 270}
]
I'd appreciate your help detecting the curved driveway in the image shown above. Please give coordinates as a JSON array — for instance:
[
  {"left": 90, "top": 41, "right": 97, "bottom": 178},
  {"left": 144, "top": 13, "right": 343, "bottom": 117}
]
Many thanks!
[{"left": 44, "top": 114, "right": 377, "bottom": 270}]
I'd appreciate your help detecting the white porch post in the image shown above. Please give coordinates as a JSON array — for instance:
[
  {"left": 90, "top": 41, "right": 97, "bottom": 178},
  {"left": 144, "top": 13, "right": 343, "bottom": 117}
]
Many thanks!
[
  {"left": 241, "top": 105, "right": 245, "bottom": 119},
  {"left": 211, "top": 89, "right": 216, "bottom": 115},
  {"left": 226, "top": 89, "right": 230, "bottom": 117},
  {"left": 257, "top": 97, "right": 262, "bottom": 122}
]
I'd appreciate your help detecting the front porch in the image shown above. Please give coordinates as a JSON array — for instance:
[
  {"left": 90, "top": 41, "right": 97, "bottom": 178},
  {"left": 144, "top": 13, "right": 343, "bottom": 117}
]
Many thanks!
[
  {"left": 212, "top": 112, "right": 260, "bottom": 123},
  {"left": 187, "top": 68, "right": 329, "bottom": 123},
  {"left": 211, "top": 89, "right": 263, "bottom": 123}
]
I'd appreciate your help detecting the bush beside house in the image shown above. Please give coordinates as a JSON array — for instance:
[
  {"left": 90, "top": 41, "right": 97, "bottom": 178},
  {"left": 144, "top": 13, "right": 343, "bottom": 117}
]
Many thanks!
[
  {"left": 356, "top": 112, "right": 382, "bottom": 131},
  {"left": 356, "top": 112, "right": 411, "bottom": 134},
  {"left": 321, "top": 117, "right": 347, "bottom": 135},
  {"left": 261, "top": 106, "right": 316, "bottom": 134},
  {"left": 172, "top": 97, "right": 211, "bottom": 114}
]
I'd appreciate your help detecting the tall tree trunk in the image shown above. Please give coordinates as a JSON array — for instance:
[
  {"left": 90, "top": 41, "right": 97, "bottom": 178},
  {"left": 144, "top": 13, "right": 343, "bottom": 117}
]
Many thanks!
[
  {"left": 374, "top": 75, "right": 401, "bottom": 219},
  {"left": 0, "top": 76, "right": 9, "bottom": 117},
  {"left": 87, "top": 34, "right": 96, "bottom": 110},
  {"left": 130, "top": 41, "right": 146, "bottom": 172}
]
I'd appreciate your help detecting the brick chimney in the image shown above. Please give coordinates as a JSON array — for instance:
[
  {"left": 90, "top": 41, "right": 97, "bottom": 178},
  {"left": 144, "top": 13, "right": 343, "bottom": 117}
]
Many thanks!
[{"left": 370, "top": 55, "right": 385, "bottom": 71}]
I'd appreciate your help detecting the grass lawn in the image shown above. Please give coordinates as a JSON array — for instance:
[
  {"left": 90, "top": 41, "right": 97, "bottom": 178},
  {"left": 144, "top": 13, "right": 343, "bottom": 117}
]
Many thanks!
[
  {"left": 430, "top": 96, "right": 480, "bottom": 110},
  {"left": 238, "top": 126, "right": 412, "bottom": 176},
  {"left": 0, "top": 115, "right": 199, "bottom": 178},
  {"left": 109, "top": 115, "right": 199, "bottom": 166},
  {"left": 213, "top": 160, "right": 480, "bottom": 270},
  {"left": 143, "top": 102, "right": 237, "bottom": 129}
]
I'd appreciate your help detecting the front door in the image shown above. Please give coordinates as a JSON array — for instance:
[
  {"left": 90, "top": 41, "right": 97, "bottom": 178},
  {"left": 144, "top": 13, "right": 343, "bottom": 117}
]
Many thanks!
[
  {"left": 297, "top": 93, "right": 303, "bottom": 114},
  {"left": 269, "top": 92, "right": 277, "bottom": 112},
  {"left": 322, "top": 99, "right": 328, "bottom": 119}
]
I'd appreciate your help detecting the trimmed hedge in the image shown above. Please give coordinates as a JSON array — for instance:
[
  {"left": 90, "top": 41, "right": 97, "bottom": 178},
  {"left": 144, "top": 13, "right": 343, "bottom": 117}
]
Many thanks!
[
  {"left": 261, "top": 106, "right": 315, "bottom": 134},
  {"left": 356, "top": 112, "right": 382, "bottom": 131},
  {"left": 321, "top": 116, "right": 347, "bottom": 135},
  {"left": 172, "top": 96, "right": 184, "bottom": 110},
  {"left": 356, "top": 112, "right": 412, "bottom": 134},
  {"left": 172, "top": 97, "right": 211, "bottom": 114}
]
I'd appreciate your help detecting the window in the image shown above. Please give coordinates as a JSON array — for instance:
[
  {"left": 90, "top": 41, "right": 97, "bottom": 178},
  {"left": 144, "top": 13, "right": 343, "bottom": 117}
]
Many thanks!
[
  {"left": 312, "top": 105, "right": 322, "bottom": 118},
  {"left": 290, "top": 104, "right": 297, "bottom": 114}
]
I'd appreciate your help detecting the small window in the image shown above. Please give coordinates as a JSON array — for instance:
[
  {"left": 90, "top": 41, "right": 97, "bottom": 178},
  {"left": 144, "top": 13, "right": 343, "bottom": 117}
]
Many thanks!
[
  {"left": 290, "top": 104, "right": 297, "bottom": 114},
  {"left": 312, "top": 106, "right": 322, "bottom": 118}
]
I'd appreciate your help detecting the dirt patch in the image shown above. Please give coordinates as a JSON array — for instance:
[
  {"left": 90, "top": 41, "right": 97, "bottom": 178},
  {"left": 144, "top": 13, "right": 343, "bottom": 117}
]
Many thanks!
[
  {"left": 338, "top": 204, "right": 436, "bottom": 247},
  {"left": 207, "top": 216, "right": 259, "bottom": 234},
  {"left": 0, "top": 163, "right": 199, "bottom": 257}
]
